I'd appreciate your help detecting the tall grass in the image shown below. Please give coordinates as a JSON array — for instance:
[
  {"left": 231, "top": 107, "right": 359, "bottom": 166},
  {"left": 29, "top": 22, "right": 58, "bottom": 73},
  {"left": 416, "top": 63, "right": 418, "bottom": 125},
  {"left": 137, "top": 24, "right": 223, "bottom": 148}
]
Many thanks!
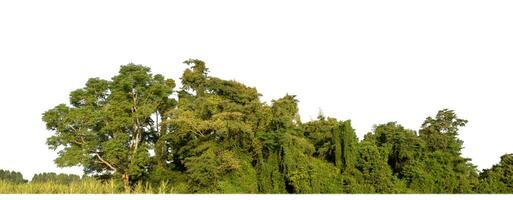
[{"left": 0, "top": 179, "right": 179, "bottom": 194}]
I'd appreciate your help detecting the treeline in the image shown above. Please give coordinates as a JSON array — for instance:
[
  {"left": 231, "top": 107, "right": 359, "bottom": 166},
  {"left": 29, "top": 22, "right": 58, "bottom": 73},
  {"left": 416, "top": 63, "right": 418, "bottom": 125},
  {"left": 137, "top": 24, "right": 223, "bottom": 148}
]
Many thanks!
[
  {"left": 39, "top": 60, "right": 512, "bottom": 193},
  {"left": 0, "top": 170, "right": 80, "bottom": 185},
  {"left": 0, "top": 170, "right": 27, "bottom": 184},
  {"left": 32, "top": 173, "right": 80, "bottom": 185}
]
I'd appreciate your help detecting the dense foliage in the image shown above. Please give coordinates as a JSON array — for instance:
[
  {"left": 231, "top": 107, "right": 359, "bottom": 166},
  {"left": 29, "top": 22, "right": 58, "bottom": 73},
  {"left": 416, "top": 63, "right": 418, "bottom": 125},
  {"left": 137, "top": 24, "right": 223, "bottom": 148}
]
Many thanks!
[{"left": 35, "top": 60, "right": 512, "bottom": 193}]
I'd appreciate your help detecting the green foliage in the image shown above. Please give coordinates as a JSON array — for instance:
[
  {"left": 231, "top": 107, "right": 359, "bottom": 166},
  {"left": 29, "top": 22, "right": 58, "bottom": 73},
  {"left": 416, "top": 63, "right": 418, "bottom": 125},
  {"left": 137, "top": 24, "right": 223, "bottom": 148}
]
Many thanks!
[
  {"left": 366, "top": 122, "right": 423, "bottom": 177},
  {"left": 36, "top": 59, "right": 512, "bottom": 194},
  {"left": 363, "top": 113, "right": 478, "bottom": 194},
  {"left": 216, "top": 156, "right": 258, "bottom": 193},
  {"left": 417, "top": 109, "right": 478, "bottom": 193},
  {"left": 302, "top": 117, "right": 357, "bottom": 173},
  {"left": 31, "top": 173, "right": 80, "bottom": 185},
  {"left": 270, "top": 95, "right": 300, "bottom": 130},
  {"left": 184, "top": 143, "right": 241, "bottom": 192},
  {"left": 255, "top": 151, "right": 287, "bottom": 193},
  {"left": 0, "top": 170, "right": 27, "bottom": 184},
  {"left": 476, "top": 154, "right": 513, "bottom": 193},
  {"left": 354, "top": 141, "right": 397, "bottom": 193},
  {"left": 420, "top": 109, "right": 467, "bottom": 154}
]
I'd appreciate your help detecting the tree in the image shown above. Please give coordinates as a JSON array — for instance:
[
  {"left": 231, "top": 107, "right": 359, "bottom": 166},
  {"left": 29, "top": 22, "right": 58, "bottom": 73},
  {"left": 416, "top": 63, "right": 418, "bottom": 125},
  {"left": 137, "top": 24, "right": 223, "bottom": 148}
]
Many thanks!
[
  {"left": 366, "top": 122, "right": 424, "bottom": 177},
  {"left": 42, "top": 64, "right": 176, "bottom": 189},
  {"left": 302, "top": 117, "right": 357, "bottom": 173},
  {"left": 419, "top": 109, "right": 467, "bottom": 154},
  {"left": 353, "top": 140, "right": 397, "bottom": 193},
  {"left": 165, "top": 59, "right": 261, "bottom": 192},
  {"left": 477, "top": 154, "right": 513, "bottom": 193},
  {"left": 416, "top": 109, "right": 478, "bottom": 193}
]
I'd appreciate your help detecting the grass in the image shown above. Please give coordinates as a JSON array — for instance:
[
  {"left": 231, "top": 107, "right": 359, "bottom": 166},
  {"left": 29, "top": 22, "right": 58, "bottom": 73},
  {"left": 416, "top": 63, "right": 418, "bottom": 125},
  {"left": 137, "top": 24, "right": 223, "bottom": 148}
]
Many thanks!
[{"left": 0, "top": 179, "right": 178, "bottom": 194}]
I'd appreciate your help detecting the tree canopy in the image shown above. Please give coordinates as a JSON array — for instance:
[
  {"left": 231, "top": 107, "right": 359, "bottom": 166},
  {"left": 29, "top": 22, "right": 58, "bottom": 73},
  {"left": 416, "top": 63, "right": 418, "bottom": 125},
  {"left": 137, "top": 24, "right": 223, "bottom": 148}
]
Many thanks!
[
  {"left": 41, "top": 60, "right": 512, "bottom": 193},
  {"left": 42, "top": 64, "right": 176, "bottom": 189}
]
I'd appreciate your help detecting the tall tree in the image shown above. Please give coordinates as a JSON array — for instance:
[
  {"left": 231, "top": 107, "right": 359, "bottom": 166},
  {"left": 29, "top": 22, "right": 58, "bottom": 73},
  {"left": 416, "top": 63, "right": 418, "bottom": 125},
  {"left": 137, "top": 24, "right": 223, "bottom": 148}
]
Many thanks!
[
  {"left": 42, "top": 64, "right": 175, "bottom": 189},
  {"left": 419, "top": 109, "right": 467, "bottom": 154},
  {"left": 166, "top": 59, "right": 261, "bottom": 192},
  {"left": 416, "top": 109, "right": 478, "bottom": 193}
]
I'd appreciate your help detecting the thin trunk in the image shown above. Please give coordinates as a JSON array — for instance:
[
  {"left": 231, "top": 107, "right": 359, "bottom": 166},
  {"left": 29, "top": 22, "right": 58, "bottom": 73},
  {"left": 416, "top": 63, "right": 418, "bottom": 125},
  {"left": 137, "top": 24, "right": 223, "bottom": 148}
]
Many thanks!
[
  {"left": 156, "top": 111, "right": 159, "bottom": 133},
  {"left": 122, "top": 172, "right": 130, "bottom": 192},
  {"left": 133, "top": 123, "right": 140, "bottom": 154},
  {"left": 156, "top": 111, "right": 169, "bottom": 167},
  {"left": 131, "top": 91, "right": 141, "bottom": 155}
]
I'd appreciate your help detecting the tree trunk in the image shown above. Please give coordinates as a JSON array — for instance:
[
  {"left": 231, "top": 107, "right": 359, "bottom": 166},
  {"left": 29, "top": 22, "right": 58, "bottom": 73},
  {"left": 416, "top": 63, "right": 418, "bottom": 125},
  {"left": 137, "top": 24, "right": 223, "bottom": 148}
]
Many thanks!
[{"left": 122, "top": 172, "right": 130, "bottom": 192}]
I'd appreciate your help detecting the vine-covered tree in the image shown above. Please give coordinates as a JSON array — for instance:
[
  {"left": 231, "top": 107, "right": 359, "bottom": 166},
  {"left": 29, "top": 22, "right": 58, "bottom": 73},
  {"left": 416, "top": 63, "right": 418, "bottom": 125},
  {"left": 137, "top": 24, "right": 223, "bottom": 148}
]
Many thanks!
[{"left": 476, "top": 154, "right": 513, "bottom": 193}]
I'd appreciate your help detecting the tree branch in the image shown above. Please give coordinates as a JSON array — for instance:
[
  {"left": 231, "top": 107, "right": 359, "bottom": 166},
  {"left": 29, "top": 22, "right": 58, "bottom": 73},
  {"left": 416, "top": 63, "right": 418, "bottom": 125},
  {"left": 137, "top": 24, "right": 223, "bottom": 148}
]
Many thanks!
[{"left": 95, "top": 153, "right": 117, "bottom": 172}]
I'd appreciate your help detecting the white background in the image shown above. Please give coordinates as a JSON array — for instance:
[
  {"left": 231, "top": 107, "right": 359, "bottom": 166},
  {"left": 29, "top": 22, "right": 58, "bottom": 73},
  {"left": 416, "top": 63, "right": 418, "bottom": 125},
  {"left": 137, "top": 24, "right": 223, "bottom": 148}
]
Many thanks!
[{"left": 0, "top": 0, "right": 512, "bottom": 180}]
